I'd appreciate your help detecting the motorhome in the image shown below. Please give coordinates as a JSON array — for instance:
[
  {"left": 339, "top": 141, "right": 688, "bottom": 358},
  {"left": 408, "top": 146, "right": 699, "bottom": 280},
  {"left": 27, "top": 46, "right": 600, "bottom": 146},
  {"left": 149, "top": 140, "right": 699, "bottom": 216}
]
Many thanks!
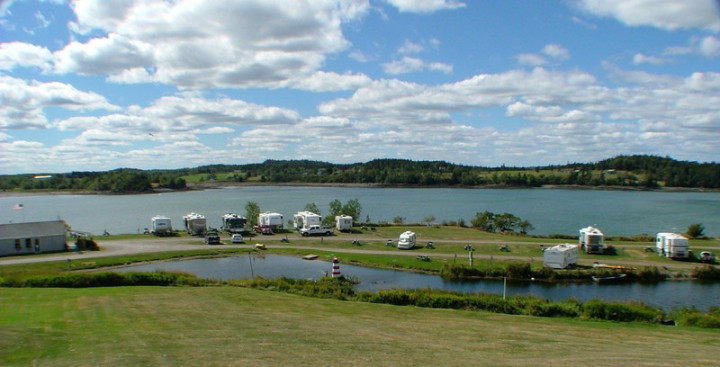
[
  {"left": 397, "top": 231, "right": 416, "bottom": 250},
  {"left": 543, "top": 244, "right": 579, "bottom": 269},
  {"left": 579, "top": 226, "right": 605, "bottom": 254},
  {"left": 335, "top": 215, "right": 353, "bottom": 232},
  {"left": 293, "top": 211, "right": 322, "bottom": 230},
  {"left": 258, "top": 212, "right": 284, "bottom": 231},
  {"left": 183, "top": 213, "right": 207, "bottom": 236},
  {"left": 221, "top": 213, "right": 247, "bottom": 233},
  {"left": 656, "top": 233, "right": 690, "bottom": 259},
  {"left": 150, "top": 215, "right": 172, "bottom": 236}
]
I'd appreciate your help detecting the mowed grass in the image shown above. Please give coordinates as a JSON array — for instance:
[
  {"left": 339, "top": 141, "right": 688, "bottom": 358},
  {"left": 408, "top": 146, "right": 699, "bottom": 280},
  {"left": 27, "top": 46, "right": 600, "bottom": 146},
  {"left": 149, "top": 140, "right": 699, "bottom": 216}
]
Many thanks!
[{"left": 1, "top": 287, "right": 718, "bottom": 367}]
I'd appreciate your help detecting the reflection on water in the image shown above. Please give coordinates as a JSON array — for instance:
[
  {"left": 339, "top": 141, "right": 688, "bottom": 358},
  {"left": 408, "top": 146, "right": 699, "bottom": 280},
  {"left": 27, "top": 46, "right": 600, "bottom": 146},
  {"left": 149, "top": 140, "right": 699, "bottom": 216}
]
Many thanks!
[{"left": 115, "top": 255, "right": 720, "bottom": 311}]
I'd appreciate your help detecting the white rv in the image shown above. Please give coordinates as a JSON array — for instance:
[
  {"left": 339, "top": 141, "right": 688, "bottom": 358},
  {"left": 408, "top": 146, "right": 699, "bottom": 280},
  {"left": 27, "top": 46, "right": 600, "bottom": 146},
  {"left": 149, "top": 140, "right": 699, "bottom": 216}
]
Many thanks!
[
  {"left": 656, "top": 233, "right": 690, "bottom": 259},
  {"left": 335, "top": 215, "right": 353, "bottom": 232},
  {"left": 397, "top": 231, "right": 416, "bottom": 250},
  {"left": 293, "top": 211, "right": 322, "bottom": 230},
  {"left": 579, "top": 226, "right": 605, "bottom": 254},
  {"left": 183, "top": 212, "right": 207, "bottom": 236},
  {"left": 258, "top": 212, "right": 284, "bottom": 231},
  {"left": 221, "top": 213, "right": 247, "bottom": 233},
  {"left": 543, "top": 244, "right": 579, "bottom": 269},
  {"left": 151, "top": 215, "right": 172, "bottom": 236}
]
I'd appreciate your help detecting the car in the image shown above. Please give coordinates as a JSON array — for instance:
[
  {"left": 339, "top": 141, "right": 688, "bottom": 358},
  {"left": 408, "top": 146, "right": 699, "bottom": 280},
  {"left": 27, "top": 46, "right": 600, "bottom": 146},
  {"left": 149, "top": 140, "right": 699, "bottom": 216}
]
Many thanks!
[
  {"left": 231, "top": 234, "right": 244, "bottom": 243},
  {"left": 254, "top": 225, "right": 273, "bottom": 235}
]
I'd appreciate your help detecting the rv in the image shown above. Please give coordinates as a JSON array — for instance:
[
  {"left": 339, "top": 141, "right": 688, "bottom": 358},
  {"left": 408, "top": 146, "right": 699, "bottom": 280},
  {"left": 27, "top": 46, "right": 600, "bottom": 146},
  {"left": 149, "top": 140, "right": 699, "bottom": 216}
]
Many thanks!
[
  {"left": 221, "top": 213, "right": 247, "bottom": 233},
  {"left": 335, "top": 215, "right": 353, "bottom": 232},
  {"left": 183, "top": 213, "right": 207, "bottom": 236},
  {"left": 579, "top": 226, "right": 605, "bottom": 254},
  {"left": 293, "top": 211, "right": 322, "bottom": 230},
  {"left": 258, "top": 212, "right": 284, "bottom": 231},
  {"left": 656, "top": 233, "right": 690, "bottom": 259},
  {"left": 543, "top": 244, "right": 579, "bottom": 269},
  {"left": 150, "top": 215, "right": 172, "bottom": 236},
  {"left": 397, "top": 231, "right": 416, "bottom": 250}
]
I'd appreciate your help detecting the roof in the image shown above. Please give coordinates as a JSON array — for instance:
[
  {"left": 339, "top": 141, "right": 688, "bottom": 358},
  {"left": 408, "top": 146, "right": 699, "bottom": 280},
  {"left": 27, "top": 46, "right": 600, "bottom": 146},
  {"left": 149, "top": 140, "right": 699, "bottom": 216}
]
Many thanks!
[{"left": 0, "top": 220, "right": 67, "bottom": 240}]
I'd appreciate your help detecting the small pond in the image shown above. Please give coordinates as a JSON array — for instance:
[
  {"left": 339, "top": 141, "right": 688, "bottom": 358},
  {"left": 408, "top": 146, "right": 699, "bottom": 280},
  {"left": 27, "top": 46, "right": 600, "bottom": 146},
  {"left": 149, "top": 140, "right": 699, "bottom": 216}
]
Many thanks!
[{"left": 114, "top": 255, "right": 720, "bottom": 311}]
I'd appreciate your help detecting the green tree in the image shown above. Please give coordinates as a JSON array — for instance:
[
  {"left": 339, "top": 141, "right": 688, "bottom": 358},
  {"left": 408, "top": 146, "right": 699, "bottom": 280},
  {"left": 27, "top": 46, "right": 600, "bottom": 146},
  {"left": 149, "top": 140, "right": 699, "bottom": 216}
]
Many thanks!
[
  {"left": 686, "top": 223, "right": 705, "bottom": 239},
  {"left": 423, "top": 215, "right": 436, "bottom": 226},
  {"left": 392, "top": 216, "right": 405, "bottom": 225},
  {"left": 245, "top": 202, "right": 261, "bottom": 228},
  {"left": 304, "top": 203, "right": 320, "bottom": 215},
  {"left": 341, "top": 198, "right": 362, "bottom": 221},
  {"left": 471, "top": 211, "right": 496, "bottom": 232}
]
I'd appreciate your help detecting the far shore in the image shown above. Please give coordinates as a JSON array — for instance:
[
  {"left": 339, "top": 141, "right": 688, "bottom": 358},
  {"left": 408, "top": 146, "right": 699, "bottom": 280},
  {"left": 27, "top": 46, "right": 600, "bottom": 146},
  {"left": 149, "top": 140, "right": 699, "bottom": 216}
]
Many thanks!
[{"left": 2, "top": 181, "right": 719, "bottom": 197}]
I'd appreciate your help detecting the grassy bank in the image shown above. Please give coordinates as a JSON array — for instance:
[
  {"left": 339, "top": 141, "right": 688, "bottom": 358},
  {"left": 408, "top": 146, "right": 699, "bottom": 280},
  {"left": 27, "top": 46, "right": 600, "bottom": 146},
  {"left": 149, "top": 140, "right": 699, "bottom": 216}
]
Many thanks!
[{"left": 1, "top": 286, "right": 718, "bottom": 367}]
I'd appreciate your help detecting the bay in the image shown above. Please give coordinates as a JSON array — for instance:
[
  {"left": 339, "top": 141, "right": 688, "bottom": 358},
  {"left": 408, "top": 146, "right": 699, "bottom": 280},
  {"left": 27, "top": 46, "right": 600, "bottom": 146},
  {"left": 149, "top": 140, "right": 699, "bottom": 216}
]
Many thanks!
[{"left": 1, "top": 186, "right": 719, "bottom": 236}]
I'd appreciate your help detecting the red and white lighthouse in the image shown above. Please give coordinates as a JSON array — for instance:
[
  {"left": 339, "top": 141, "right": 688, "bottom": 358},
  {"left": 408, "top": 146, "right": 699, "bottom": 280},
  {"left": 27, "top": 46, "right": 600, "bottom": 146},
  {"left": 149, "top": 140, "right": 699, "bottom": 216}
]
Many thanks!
[{"left": 331, "top": 257, "right": 341, "bottom": 278}]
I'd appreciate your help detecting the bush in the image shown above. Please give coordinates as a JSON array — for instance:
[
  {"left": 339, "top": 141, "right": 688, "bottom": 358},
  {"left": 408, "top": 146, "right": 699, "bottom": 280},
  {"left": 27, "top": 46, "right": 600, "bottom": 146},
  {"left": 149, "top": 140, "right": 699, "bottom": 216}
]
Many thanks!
[
  {"left": 671, "top": 307, "right": 720, "bottom": 328},
  {"left": 581, "top": 300, "right": 663, "bottom": 323},
  {"left": 691, "top": 265, "right": 720, "bottom": 280}
]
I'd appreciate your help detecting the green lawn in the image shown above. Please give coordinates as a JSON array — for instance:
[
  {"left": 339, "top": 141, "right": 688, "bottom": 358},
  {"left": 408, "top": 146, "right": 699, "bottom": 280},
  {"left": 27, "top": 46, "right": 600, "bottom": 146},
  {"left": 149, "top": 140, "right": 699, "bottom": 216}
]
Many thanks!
[{"left": 1, "top": 286, "right": 718, "bottom": 367}]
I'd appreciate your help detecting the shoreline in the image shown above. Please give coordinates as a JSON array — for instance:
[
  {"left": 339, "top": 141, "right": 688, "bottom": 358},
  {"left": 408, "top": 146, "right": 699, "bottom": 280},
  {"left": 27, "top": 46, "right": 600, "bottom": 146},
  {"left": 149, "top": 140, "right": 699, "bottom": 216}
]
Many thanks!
[{"left": 2, "top": 182, "right": 718, "bottom": 197}]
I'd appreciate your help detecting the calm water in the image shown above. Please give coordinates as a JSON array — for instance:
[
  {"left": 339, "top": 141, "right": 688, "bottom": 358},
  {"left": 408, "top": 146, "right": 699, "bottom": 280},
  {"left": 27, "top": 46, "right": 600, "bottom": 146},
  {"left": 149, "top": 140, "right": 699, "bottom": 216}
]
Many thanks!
[
  {"left": 1, "top": 186, "right": 719, "bottom": 236},
  {"left": 115, "top": 254, "right": 720, "bottom": 311}
]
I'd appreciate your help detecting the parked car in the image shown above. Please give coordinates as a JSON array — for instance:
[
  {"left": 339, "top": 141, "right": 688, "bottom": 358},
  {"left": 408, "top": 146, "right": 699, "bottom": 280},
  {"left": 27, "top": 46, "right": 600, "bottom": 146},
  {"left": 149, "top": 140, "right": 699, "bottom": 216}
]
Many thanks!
[
  {"left": 254, "top": 225, "right": 273, "bottom": 235},
  {"left": 204, "top": 230, "right": 221, "bottom": 245},
  {"left": 231, "top": 234, "right": 244, "bottom": 243}
]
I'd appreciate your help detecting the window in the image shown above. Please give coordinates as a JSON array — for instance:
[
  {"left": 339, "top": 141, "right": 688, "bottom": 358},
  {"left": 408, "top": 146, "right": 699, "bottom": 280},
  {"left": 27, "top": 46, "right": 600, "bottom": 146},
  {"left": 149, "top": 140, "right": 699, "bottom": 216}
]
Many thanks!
[
  {"left": 25, "top": 238, "right": 32, "bottom": 249},
  {"left": 15, "top": 239, "right": 21, "bottom": 250}
]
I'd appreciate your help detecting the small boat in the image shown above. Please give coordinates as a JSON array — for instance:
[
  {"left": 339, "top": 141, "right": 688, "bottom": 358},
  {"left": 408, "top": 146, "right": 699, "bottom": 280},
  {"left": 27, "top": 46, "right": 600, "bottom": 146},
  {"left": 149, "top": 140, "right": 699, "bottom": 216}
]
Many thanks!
[
  {"left": 592, "top": 273, "right": 627, "bottom": 284},
  {"left": 254, "top": 243, "right": 267, "bottom": 250},
  {"left": 302, "top": 254, "right": 319, "bottom": 260}
]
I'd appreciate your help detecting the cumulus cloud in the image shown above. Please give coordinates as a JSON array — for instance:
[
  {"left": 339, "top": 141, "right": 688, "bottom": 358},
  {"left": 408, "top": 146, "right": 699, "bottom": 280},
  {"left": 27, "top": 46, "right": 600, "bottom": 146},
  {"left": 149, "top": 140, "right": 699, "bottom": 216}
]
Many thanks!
[
  {"left": 383, "top": 0, "right": 466, "bottom": 13},
  {"left": 516, "top": 44, "right": 570, "bottom": 67},
  {"left": 0, "top": 75, "right": 118, "bottom": 129},
  {"left": 60, "top": 0, "right": 368, "bottom": 89},
  {"left": 382, "top": 56, "right": 452, "bottom": 74},
  {"left": 578, "top": 0, "right": 720, "bottom": 32},
  {"left": 632, "top": 53, "right": 670, "bottom": 65},
  {"left": 0, "top": 42, "right": 53, "bottom": 71}
]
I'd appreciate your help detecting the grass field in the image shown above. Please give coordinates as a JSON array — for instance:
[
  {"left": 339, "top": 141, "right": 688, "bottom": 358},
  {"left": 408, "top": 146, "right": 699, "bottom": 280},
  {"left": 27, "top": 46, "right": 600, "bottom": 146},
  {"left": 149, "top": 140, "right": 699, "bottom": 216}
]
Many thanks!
[{"left": 1, "top": 286, "right": 718, "bottom": 367}]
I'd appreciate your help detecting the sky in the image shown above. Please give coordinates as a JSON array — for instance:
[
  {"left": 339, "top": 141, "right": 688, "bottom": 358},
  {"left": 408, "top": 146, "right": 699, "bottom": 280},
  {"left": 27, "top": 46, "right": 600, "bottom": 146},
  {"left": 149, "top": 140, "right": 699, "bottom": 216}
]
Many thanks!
[{"left": 1, "top": 0, "right": 719, "bottom": 174}]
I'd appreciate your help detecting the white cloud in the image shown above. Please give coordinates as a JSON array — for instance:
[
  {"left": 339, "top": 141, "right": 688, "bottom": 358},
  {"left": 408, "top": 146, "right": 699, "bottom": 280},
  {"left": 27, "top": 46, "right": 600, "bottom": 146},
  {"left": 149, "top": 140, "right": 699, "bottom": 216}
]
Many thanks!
[
  {"left": 578, "top": 0, "right": 720, "bottom": 32},
  {"left": 516, "top": 53, "right": 547, "bottom": 67},
  {"left": 288, "top": 71, "right": 372, "bottom": 92},
  {"left": 542, "top": 44, "right": 570, "bottom": 60},
  {"left": 384, "top": 0, "right": 466, "bottom": 13},
  {"left": 699, "top": 35, "right": 720, "bottom": 57},
  {"left": 398, "top": 40, "right": 424, "bottom": 54},
  {"left": 0, "top": 42, "right": 53, "bottom": 71},
  {"left": 61, "top": 0, "right": 368, "bottom": 89},
  {"left": 382, "top": 56, "right": 452, "bottom": 74},
  {"left": 0, "top": 75, "right": 118, "bottom": 129},
  {"left": 632, "top": 53, "right": 670, "bottom": 65}
]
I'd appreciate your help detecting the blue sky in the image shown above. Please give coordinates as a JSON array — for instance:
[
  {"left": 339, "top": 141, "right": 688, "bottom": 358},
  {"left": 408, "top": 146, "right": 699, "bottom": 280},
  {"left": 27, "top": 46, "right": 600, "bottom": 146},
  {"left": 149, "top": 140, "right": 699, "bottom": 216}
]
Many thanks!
[{"left": 1, "top": 0, "right": 719, "bottom": 174}]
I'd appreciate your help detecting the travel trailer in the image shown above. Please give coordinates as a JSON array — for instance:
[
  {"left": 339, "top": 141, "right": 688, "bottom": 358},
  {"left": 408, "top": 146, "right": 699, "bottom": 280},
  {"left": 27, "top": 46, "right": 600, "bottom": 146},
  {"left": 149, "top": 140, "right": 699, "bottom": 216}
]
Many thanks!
[
  {"left": 397, "top": 231, "right": 416, "bottom": 250},
  {"left": 258, "top": 212, "right": 284, "bottom": 231},
  {"left": 335, "top": 215, "right": 353, "bottom": 232},
  {"left": 183, "top": 213, "right": 207, "bottom": 236},
  {"left": 579, "top": 226, "right": 605, "bottom": 254},
  {"left": 656, "top": 233, "right": 690, "bottom": 259},
  {"left": 221, "top": 213, "right": 247, "bottom": 233},
  {"left": 543, "top": 244, "right": 579, "bottom": 269},
  {"left": 150, "top": 215, "right": 172, "bottom": 236},
  {"left": 293, "top": 211, "right": 322, "bottom": 230}
]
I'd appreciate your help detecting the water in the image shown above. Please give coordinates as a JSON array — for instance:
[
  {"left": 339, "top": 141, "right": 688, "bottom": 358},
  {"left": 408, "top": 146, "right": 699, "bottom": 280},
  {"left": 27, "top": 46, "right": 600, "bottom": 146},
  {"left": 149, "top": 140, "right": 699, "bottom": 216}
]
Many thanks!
[
  {"left": 1, "top": 186, "right": 719, "bottom": 236},
  {"left": 114, "top": 254, "right": 720, "bottom": 311}
]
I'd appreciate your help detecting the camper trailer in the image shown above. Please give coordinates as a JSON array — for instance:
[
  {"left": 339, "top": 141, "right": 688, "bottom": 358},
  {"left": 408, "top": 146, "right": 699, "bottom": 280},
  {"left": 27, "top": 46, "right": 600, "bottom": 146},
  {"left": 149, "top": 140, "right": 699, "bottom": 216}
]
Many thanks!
[
  {"left": 258, "top": 212, "right": 284, "bottom": 231},
  {"left": 221, "top": 213, "right": 247, "bottom": 233},
  {"left": 656, "top": 233, "right": 690, "bottom": 259},
  {"left": 335, "top": 215, "right": 353, "bottom": 232},
  {"left": 579, "top": 226, "right": 605, "bottom": 254},
  {"left": 293, "top": 211, "right": 322, "bottom": 230},
  {"left": 150, "top": 215, "right": 172, "bottom": 236},
  {"left": 543, "top": 244, "right": 579, "bottom": 269},
  {"left": 183, "top": 213, "right": 207, "bottom": 236},
  {"left": 397, "top": 231, "right": 416, "bottom": 250}
]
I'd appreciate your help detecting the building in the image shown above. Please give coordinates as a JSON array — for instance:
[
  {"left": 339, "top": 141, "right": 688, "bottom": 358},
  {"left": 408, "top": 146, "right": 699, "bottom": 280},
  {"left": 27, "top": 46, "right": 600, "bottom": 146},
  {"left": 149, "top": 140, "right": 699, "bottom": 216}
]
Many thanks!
[{"left": 0, "top": 220, "right": 67, "bottom": 257}]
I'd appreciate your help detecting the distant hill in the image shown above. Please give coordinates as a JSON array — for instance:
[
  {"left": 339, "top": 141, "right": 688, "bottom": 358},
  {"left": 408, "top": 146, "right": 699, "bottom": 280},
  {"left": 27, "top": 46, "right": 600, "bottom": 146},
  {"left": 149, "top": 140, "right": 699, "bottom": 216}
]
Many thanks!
[{"left": 1, "top": 155, "right": 718, "bottom": 192}]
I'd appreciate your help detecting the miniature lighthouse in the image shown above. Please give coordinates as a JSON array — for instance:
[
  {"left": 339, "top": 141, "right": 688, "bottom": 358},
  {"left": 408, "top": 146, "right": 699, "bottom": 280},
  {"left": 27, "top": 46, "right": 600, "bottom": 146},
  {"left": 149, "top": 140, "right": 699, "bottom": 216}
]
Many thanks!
[{"left": 331, "top": 257, "right": 341, "bottom": 278}]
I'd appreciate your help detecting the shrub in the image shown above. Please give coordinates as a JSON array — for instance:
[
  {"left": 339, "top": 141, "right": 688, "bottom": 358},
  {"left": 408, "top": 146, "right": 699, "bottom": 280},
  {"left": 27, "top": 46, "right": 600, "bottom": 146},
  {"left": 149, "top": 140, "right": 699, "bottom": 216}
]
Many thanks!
[
  {"left": 581, "top": 300, "right": 663, "bottom": 323},
  {"left": 691, "top": 265, "right": 720, "bottom": 280}
]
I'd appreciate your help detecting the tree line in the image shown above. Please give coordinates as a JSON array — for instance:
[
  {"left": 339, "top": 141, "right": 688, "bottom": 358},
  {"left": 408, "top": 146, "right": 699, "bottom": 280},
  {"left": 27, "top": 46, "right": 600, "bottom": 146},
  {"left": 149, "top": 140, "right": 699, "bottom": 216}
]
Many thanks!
[{"left": 1, "top": 155, "right": 718, "bottom": 192}]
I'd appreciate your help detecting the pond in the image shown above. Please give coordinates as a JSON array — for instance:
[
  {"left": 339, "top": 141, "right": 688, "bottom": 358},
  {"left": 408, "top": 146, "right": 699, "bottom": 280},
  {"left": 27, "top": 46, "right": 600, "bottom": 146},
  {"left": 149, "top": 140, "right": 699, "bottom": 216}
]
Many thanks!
[{"left": 114, "top": 254, "right": 720, "bottom": 311}]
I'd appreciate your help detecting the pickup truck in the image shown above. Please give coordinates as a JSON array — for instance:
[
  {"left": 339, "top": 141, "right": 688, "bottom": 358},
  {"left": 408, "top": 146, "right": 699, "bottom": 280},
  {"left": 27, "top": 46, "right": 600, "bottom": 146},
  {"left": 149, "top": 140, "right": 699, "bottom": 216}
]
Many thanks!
[
  {"left": 299, "top": 225, "right": 334, "bottom": 237},
  {"left": 204, "top": 231, "right": 221, "bottom": 245}
]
